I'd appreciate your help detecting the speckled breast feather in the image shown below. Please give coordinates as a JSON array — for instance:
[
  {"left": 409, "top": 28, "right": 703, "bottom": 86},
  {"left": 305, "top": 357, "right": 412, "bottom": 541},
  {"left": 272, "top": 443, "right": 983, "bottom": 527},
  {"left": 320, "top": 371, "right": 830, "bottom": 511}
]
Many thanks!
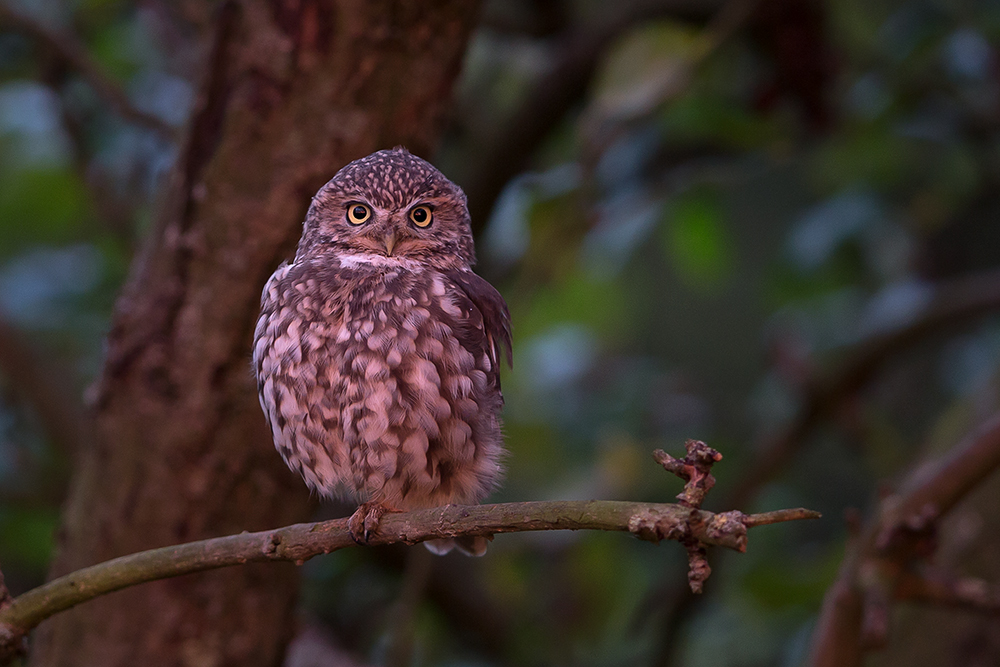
[{"left": 254, "top": 259, "right": 508, "bottom": 509}]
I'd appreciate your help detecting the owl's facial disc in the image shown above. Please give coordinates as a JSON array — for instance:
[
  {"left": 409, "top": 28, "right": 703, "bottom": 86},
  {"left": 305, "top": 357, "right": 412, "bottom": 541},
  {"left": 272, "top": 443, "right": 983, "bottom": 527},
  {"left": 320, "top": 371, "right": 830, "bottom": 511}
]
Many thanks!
[
  {"left": 349, "top": 208, "right": 417, "bottom": 258},
  {"left": 346, "top": 201, "right": 439, "bottom": 258},
  {"left": 299, "top": 147, "right": 477, "bottom": 268}
]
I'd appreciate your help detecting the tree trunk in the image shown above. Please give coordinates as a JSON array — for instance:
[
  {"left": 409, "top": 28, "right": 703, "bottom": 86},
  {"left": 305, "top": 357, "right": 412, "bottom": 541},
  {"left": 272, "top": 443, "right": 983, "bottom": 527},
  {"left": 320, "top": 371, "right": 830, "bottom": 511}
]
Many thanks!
[{"left": 31, "top": 2, "right": 481, "bottom": 665}]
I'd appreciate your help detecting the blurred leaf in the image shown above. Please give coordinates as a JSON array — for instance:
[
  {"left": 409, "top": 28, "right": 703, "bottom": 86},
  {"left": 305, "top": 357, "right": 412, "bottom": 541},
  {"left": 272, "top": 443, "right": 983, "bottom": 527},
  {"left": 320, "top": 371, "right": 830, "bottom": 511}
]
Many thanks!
[
  {"left": 787, "top": 190, "right": 882, "bottom": 271},
  {"left": 517, "top": 190, "right": 587, "bottom": 283},
  {"left": 583, "top": 189, "right": 661, "bottom": 277},
  {"left": 810, "top": 125, "right": 920, "bottom": 190},
  {"left": 0, "top": 506, "right": 57, "bottom": 570},
  {"left": 590, "top": 20, "right": 700, "bottom": 122},
  {"left": 0, "top": 167, "right": 91, "bottom": 255},
  {"left": 87, "top": 19, "right": 147, "bottom": 83},
  {"left": 78, "top": 0, "right": 130, "bottom": 15},
  {"left": 910, "top": 143, "right": 980, "bottom": 228},
  {"left": 564, "top": 533, "right": 651, "bottom": 659},
  {"left": 660, "top": 192, "right": 733, "bottom": 292},
  {"left": 513, "top": 265, "right": 632, "bottom": 342},
  {"left": 659, "top": 94, "right": 781, "bottom": 148},
  {"left": 860, "top": 406, "right": 910, "bottom": 473}
]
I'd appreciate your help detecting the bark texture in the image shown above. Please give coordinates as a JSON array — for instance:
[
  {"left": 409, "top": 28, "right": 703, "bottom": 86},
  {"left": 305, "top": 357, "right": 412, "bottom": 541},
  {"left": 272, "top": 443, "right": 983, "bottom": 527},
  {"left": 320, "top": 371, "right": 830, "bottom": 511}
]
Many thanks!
[{"left": 31, "top": 2, "right": 481, "bottom": 666}]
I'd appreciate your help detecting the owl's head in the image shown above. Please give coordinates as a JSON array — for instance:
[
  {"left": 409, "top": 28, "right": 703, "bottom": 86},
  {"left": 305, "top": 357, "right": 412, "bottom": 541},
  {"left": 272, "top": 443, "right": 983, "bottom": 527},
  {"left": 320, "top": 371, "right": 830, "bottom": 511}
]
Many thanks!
[{"left": 298, "top": 148, "right": 476, "bottom": 268}]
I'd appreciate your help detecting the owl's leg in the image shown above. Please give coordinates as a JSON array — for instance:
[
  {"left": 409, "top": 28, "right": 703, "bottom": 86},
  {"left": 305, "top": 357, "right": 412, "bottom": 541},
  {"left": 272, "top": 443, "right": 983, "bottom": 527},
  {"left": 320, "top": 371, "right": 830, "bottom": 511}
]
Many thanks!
[{"left": 348, "top": 501, "right": 393, "bottom": 544}]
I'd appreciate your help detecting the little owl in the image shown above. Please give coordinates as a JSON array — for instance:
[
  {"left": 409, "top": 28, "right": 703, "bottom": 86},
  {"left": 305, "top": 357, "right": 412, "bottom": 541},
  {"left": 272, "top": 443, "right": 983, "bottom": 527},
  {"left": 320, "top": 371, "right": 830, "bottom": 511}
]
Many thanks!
[{"left": 253, "top": 148, "right": 511, "bottom": 556}]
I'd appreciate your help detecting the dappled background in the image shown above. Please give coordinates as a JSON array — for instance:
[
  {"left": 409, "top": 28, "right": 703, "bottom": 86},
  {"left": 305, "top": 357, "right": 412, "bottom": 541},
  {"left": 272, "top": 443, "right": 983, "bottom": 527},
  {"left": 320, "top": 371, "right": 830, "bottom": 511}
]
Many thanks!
[{"left": 2, "top": 0, "right": 1000, "bottom": 665}]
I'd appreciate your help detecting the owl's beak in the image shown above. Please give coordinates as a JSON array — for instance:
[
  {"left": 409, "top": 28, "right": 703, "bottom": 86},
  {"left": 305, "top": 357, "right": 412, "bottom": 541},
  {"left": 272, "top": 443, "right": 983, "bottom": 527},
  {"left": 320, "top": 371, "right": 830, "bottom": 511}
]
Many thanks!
[{"left": 383, "top": 232, "right": 397, "bottom": 256}]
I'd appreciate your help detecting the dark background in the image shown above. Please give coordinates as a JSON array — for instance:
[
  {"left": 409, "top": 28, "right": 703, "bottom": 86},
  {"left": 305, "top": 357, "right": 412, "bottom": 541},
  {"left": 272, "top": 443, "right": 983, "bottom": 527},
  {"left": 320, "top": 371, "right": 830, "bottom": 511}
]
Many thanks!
[{"left": 1, "top": 0, "right": 1000, "bottom": 665}]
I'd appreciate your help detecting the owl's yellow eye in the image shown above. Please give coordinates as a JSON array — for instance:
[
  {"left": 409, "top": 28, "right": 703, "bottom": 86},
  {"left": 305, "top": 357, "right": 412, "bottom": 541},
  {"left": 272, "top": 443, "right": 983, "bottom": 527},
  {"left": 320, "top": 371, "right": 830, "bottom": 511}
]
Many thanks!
[
  {"left": 409, "top": 205, "right": 432, "bottom": 228},
  {"left": 346, "top": 203, "right": 371, "bottom": 225}
]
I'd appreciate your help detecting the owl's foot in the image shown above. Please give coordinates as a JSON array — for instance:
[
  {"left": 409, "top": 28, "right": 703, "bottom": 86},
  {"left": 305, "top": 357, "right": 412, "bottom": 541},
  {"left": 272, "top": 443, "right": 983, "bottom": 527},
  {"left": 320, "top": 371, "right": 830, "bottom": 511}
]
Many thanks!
[{"left": 348, "top": 501, "right": 390, "bottom": 545}]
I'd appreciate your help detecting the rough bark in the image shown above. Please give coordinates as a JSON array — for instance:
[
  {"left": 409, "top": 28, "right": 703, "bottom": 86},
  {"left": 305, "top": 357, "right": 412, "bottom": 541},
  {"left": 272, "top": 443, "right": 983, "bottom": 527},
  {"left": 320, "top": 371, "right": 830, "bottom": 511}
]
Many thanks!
[{"left": 31, "top": 2, "right": 481, "bottom": 666}]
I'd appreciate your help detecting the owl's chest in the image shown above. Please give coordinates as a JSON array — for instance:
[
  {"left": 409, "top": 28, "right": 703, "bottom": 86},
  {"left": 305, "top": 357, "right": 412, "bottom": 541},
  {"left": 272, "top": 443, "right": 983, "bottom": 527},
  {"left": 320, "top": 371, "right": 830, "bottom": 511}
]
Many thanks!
[
  {"left": 269, "top": 263, "right": 460, "bottom": 363},
  {"left": 291, "top": 266, "right": 434, "bottom": 331}
]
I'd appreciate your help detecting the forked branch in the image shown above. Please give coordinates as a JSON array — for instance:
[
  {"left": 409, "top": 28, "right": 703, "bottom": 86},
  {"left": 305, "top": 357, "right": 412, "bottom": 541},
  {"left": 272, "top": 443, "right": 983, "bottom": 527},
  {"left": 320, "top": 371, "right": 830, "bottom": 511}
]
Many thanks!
[{"left": 808, "top": 411, "right": 1000, "bottom": 667}]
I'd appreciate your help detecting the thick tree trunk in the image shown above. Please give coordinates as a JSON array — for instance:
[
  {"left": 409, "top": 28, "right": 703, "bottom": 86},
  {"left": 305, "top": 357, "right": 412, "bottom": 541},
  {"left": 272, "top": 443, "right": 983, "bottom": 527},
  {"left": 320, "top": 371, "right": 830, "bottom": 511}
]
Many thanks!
[{"left": 31, "top": 2, "right": 481, "bottom": 665}]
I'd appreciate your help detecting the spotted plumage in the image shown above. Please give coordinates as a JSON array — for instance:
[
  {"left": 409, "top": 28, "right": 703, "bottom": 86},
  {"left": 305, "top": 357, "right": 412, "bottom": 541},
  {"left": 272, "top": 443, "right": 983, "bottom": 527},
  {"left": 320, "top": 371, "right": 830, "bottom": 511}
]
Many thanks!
[{"left": 253, "top": 148, "right": 511, "bottom": 555}]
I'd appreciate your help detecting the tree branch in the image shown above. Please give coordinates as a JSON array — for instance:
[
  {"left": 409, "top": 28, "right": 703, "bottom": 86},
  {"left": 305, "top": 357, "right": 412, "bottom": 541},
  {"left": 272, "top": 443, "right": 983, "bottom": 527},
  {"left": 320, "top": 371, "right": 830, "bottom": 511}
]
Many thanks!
[
  {"left": 896, "top": 569, "right": 1000, "bottom": 614},
  {"left": 884, "top": 411, "right": 1000, "bottom": 528},
  {"left": 0, "top": 3, "right": 177, "bottom": 140},
  {"left": 647, "top": 267, "right": 1000, "bottom": 667},
  {"left": 0, "top": 498, "right": 818, "bottom": 660},
  {"left": 0, "top": 563, "right": 19, "bottom": 664},
  {"left": 807, "top": 410, "right": 1000, "bottom": 667},
  {"left": 460, "top": 0, "right": 729, "bottom": 232}
]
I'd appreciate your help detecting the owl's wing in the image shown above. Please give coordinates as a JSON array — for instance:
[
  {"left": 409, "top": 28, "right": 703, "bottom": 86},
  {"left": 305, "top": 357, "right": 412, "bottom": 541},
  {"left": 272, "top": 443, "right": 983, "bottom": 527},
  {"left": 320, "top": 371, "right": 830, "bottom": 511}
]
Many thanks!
[{"left": 444, "top": 269, "right": 513, "bottom": 375}]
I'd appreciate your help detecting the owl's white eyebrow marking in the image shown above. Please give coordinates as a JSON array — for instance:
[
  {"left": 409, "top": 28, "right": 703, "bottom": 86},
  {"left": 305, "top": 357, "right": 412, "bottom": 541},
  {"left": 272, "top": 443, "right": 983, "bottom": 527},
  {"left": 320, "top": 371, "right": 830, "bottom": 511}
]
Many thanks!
[{"left": 337, "top": 254, "right": 426, "bottom": 271}]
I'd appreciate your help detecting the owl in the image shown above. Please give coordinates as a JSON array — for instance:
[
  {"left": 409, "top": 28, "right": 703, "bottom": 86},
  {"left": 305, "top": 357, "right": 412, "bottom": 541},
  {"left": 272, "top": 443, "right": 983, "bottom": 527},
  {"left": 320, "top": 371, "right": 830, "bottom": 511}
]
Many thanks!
[{"left": 253, "top": 148, "right": 511, "bottom": 556}]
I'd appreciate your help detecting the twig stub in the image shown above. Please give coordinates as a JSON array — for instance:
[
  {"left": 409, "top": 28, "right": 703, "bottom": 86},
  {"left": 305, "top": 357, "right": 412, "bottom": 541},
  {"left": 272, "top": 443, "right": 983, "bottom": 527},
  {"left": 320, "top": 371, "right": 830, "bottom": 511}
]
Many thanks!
[
  {"left": 685, "top": 544, "right": 712, "bottom": 594},
  {"left": 653, "top": 439, "right": 723, "bottom": 509}
]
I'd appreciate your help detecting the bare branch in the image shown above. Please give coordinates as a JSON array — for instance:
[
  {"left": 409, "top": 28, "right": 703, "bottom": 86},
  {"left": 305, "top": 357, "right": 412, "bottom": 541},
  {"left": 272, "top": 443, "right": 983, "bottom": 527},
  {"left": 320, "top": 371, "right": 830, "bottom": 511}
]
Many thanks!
[
  {"left": 649, "top": 268, "right": 1000, "bottom": 667},
  {"left": 0, "top": 563, "right": 22, "bottom": 665},
  {"left": 807, "top": 410, "right": 1000, "bottom": 667},
  {"left": 887, "top": 412, "right": 1000, "bottom": 525},
  {"left": 0, "top": 3, "right": 177, "bottom": 140},
  {"left": 654, "top": 439, "right": 728, "bottom": 593},
  {"left": 460, "top": 0, "right": 731, "bottom": 231},
  {"left": 808, "top": 576, "right": 865, "bottom": 667},
  {"left": 0, "top": 498, "right": 818, "bottom": 657},
  {"left": 741, "top": 507, "right": 822, "bottom": 527},
  {"left": 896, "top": 569, "right": 1000, "bottom": 614},
  {"left": 654, "top": 439, "right": 722, "bottom": 508}
]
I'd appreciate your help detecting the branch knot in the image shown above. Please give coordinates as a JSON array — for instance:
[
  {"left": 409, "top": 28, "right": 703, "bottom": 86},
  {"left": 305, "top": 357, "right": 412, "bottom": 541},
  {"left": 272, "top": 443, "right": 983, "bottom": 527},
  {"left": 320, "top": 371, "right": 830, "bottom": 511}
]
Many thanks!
[{"left": 648, "top": 441, "right": 729, "bottom": 593}]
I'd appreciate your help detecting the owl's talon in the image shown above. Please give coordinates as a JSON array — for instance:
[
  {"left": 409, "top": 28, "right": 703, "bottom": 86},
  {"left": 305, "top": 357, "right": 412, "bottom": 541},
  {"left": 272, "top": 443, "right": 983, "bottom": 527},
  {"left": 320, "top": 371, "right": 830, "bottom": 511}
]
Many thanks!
[{"left": 348, "top": 502, "right": 388, "bottom": 545}]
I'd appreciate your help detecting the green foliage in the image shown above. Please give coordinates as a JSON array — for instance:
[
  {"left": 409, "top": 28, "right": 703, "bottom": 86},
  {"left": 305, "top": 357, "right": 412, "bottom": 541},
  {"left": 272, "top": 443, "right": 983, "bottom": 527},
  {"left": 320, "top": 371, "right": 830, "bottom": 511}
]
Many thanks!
[
  {"left": 85, "top": 15, "right": 146, "bottom": 82},
  {"left": 660, "top": 191, "right": 733, "bottom": 292},
  {"left": 0, "top": 506, "right": 58, "bottom": 572},
  {"left": 0, "top": 166, "right": 91, "bottom": 255},
  {"left": 660, "top": 94, "right": 783, "bottom": 149},
  {"left": 513, "top": 266, "right": 632, "bottom": 342},
  {"left": 591, "top": 20, "right": 700, "bottom": 121}
]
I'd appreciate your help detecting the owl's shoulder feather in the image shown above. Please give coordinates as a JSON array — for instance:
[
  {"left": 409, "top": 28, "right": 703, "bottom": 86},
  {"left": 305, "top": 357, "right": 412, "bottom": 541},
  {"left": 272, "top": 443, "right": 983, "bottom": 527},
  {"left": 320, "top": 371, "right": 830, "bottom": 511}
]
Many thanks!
[{"left": 442, "top": 268, "right": 513, "bottom": 371}]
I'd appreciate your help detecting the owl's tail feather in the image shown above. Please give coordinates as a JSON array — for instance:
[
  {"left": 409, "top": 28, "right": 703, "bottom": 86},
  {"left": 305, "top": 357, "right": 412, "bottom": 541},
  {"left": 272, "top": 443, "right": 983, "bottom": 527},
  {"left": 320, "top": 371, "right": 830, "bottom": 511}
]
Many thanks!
[{"left": 423, "top": 535, "right": 490, "bottom": 557}]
